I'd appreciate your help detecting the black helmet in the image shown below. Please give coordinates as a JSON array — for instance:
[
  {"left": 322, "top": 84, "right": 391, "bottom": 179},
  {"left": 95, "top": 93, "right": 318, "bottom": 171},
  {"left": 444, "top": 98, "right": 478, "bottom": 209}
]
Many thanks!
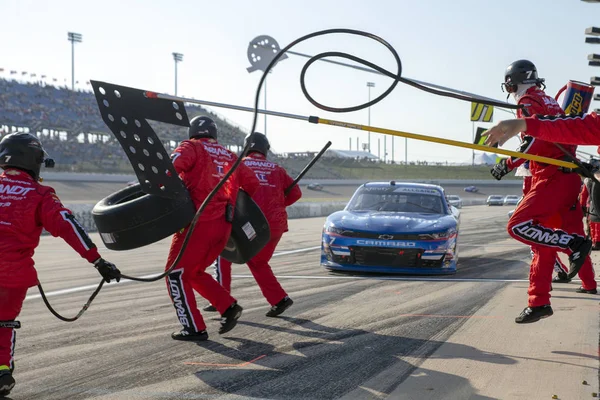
[
  {"left": 502, "top": 59, "right": 545, "bottom": 93},
  {"left": 188, "top": 116, "right": 217, "bottom": 139},
  {"left": 0, "top": 133, "right": 52, "bottom": 180},
  {"left": 245, "top": 132, "right": 270, "bottom": 156}
]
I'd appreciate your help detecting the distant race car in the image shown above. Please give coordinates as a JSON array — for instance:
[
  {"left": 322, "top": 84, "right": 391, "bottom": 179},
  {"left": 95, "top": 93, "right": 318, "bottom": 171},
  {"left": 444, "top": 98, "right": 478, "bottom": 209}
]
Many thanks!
[
  {"left": 487, "top": 195, "right": 505, "bottom": 206},
  {"left": 446, "top": 195, "right": 463, "bottom": 209},
  {"left": 464, "top": 186, "right": 478, "bottom": 193},
  {"left": 307, "top": 183, "right": 324, "bottom": 191},
  {"left": 503, "top": 195, "right": 521, "bottom": 206},
  {"left": 321, "top": 181, "right": 459, "bottom": 275}
]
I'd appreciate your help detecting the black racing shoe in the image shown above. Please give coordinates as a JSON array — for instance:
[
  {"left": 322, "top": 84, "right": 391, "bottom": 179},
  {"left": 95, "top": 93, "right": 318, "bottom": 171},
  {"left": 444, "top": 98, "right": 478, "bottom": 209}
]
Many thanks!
[
  {"left": 0, "top": 370, "right": 15, "bottom": 398},
  {"left": 552, "top": 272, "right": 571, "bottom": 283},
  {"left": 515, "top": 305, "right": 553, "bottom": 324},
  {"left": 266, "top": 296, "right": 294, "bottom": 318},
  {"left": 171, "top": 329, "right": 208, "bottom": 342},
  {"left": 203, "top": 304, "right": 217, "bottom": 312},
  {"left": 219, "top": 303, "right": 243, "bottom": 334},
  {"left": 568, "top": 237, "right": 593, "bottom": 279},
  {"left": 575, "top": 286, "right": 598, "bottom": 294}
]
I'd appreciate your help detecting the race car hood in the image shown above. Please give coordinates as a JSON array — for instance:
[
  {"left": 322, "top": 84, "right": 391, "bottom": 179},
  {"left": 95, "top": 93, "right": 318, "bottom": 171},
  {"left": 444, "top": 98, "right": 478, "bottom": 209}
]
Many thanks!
[{"left": 326, "top": 211, "right": 456, "bottom": 234}]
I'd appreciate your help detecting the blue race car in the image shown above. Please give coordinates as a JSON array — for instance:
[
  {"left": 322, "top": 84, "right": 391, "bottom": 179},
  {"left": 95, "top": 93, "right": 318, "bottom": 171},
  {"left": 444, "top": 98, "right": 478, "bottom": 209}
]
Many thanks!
[{"left": 321, "top": 181, "right": 460, "bottom": 275}]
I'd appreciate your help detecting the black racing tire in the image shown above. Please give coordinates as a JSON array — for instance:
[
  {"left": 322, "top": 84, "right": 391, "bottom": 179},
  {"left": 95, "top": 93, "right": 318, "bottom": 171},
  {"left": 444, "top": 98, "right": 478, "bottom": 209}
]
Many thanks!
[{"left": 92, "top": 183, "right": 196, "bottom": 251}]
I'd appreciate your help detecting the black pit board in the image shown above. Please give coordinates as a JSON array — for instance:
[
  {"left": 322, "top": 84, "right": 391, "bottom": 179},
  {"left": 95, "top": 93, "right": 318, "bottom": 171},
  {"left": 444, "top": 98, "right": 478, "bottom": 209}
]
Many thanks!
[{"left": 90, "top": 80, "right": 190, "bottom": 199}]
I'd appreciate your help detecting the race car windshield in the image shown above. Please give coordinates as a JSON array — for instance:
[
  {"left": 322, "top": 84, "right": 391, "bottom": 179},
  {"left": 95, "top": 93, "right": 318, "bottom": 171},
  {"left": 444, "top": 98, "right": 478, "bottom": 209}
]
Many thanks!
[{"left": 347, "top": 191, "right": 444, "bottom": 214}]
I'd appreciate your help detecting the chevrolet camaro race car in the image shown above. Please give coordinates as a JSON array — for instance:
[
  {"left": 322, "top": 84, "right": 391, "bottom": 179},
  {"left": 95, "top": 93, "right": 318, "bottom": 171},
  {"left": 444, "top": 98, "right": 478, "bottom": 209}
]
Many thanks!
[{"left": 321, "top": 182, "right": 460, "bottom": 274}]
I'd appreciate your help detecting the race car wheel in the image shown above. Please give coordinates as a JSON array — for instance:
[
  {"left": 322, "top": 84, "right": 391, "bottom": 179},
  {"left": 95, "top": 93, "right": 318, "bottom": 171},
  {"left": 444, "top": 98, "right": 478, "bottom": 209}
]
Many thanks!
[{"left": 92, "top": 183, "right": 196, "bottom": 251}]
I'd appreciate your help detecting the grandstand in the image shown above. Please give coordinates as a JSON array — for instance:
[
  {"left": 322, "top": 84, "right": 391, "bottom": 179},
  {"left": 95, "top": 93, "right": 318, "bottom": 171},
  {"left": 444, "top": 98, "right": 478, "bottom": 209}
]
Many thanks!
[{"left": 0, "top": 78, "right": 248, "bottom": 173}]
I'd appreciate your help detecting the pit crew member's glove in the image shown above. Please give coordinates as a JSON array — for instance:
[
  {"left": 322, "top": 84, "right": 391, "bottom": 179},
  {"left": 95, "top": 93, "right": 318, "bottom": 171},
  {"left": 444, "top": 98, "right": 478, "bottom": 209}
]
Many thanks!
[
  {"left": 490, "top": 159, "right": 512, "bottom": 181},
  {"left": 93, "top": 258, "right": 121, "bottom": 283}
]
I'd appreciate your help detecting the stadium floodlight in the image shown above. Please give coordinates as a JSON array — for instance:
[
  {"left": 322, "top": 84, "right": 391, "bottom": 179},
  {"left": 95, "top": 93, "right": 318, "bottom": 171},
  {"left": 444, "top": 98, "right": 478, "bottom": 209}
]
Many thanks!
[
  {"left": 586, "top": 27, "right": 600, "bottom": 36},
  {"left": 592, "top": 77, "right": 600, "bottom": 86},
  {"left": 594, "top": 93, "right": 600, "bottom": 101},
  {"left": 590, "top": 61, "right": 600, "bottom": 67},
  {"left": 172, "top": 52, "right": 183, "bottom": 96},
  {"left": 582, "top": 0, "right": 600, "bottom": 2},
  {"left": 586, "top": 37, "right": 600, "bottom": 44},
  {"left": 67, "top": 32, "right": 82, "bottom": 90},
  {"left": 589, "top": 54, "right": 600, "bottom": 61}
]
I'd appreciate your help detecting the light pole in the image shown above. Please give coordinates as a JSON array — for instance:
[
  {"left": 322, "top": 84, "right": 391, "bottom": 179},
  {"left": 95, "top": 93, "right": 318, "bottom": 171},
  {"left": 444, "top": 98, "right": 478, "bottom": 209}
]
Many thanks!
[
  {"left": 67, "top": 32, "right": 82, "bottom": 90},
  {"left": 367, "top": 82, "right": 375, "bottom": 153},
  {"left": 172, "top": 52, "right": 183, "bottom": 96}
]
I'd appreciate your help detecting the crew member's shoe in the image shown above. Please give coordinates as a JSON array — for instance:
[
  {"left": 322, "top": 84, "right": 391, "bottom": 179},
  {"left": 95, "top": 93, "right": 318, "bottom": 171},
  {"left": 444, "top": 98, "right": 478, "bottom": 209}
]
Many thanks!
[
  {"left": 219, "top": 303, "right": 243, "bottom": 334},
  {"left": 171, "top": 329, "right": 209, "bottom": 342},
  {"left": 515, "top": 305, "right": 553, "bottom": 324},
  {"left": 0, "top": 369, "right": 15, "bottom": 398},
  {"left": 552, "top": 271, "right": 571, "bottom": 283},
  {"left": 568, "top": 237, "right": 593, "bottom": 279},
  {"left": 575, "top": 286, "right": 598, "bottom": 294},
  {"left": 203, "top": 304, "right": 217, "bottom": 312},
  {"left": 266, "top": 296, "right": 294, "bottom": 317}
]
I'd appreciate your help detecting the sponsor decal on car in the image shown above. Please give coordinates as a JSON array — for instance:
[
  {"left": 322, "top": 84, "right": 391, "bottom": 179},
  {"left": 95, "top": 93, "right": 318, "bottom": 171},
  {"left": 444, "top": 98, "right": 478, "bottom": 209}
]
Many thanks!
[
  {"left": 392, "top": 187, "right": 441, "bottom": 196},
  {"left": 356, "top": 239, "right": 417, "bottom": 247}
]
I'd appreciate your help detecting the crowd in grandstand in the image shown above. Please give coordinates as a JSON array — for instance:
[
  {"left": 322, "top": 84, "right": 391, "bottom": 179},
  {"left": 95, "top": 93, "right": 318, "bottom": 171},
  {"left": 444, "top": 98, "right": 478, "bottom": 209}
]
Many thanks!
[{"left": 0, "top": 77, "right": 250, "bottom": 172}]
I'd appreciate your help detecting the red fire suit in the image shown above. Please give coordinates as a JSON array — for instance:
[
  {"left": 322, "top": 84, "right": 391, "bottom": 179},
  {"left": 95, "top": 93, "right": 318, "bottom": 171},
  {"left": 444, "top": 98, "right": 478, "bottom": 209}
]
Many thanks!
[
  {"left": 165, "top": 138, "right": 259, "bottom": 333},
  {"left": 0, "top": 168, "right": 101, "bottom": 372},
  {"left": 525, "top": 112, "right": 600, "bottom": 145},
  {"left": 506, "top": 87, "right": 596, "bottom": 307},
  {"left": 214, "top": 152, "right": 302, "bottom": 305}
]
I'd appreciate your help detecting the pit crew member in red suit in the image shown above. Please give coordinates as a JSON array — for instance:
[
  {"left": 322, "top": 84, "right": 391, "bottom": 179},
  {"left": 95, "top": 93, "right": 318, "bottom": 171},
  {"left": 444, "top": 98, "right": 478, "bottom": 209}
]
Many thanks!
[
  {"left": 165, "top": 116, "right": 260, "bottom": 341},
  {"left": 205, "top": 132, "right": 302, "bottom": 317},
  {"left": 489, "top": 60, "right": 595, "bottom": 323},
  {"left": 0, "top": 133, "right": 121, "bottom": 398}
]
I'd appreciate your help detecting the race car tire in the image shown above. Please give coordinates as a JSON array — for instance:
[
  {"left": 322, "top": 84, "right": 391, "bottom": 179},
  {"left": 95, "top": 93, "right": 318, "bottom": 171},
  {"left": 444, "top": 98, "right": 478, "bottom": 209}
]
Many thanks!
[
  {"left": 220, "top": 189, "right": 271, "bottom": 264},
  {"left": 92, "top": 183, "right": 196, "bottom": 251}
]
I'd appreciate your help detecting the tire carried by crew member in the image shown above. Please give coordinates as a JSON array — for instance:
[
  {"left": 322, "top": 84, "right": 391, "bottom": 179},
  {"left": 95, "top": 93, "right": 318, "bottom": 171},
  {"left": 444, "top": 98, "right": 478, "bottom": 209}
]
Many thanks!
[{"left": 92, "top": 182, "right": 196, "bottom": 251}]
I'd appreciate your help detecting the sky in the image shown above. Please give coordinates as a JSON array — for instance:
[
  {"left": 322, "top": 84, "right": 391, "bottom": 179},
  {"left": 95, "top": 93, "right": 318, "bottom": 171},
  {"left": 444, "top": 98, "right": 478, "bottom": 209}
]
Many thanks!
[{"left": 1, "top": 0, "right": 599, "bottom": 163}]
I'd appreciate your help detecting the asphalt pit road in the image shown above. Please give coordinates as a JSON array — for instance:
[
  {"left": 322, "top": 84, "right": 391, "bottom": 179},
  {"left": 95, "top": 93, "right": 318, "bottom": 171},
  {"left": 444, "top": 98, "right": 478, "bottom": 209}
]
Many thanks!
[{"left": 190, "top": 316, "right": 515, "bottom": 399}]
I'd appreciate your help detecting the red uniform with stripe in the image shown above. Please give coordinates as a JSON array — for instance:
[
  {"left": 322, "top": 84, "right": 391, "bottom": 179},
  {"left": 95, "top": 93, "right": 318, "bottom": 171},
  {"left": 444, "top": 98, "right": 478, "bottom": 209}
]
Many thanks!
[
  {"left": 0, "top": 168, "right": 101, "bottom": 372},
  {"left": 525, "top": 112, "right": 600, "bottom": 146},
  {"left": 165, "top": 138, "right": 260, "bottom": 332},
  {"left": 214, "top": 153, "right": 302, "bottom": 305},
  {"left": 506, "top": 88, "right": 596, "bottom": 307}
]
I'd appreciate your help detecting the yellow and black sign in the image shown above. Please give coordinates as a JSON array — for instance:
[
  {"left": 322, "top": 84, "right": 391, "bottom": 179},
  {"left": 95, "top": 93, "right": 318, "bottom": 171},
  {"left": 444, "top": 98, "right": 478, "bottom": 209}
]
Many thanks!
[
  {"left": 470, "top": 102, "right": 494, "bottom": 122},
  {"left": 474, "top": 127, "right": 498, "bottom": 148}
]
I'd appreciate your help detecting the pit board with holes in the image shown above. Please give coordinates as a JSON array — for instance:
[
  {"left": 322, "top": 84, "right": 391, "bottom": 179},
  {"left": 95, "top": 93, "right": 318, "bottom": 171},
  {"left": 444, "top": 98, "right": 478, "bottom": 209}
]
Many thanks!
[{"left": 90, "top": 80, "right": 190, "bottom": 199}]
